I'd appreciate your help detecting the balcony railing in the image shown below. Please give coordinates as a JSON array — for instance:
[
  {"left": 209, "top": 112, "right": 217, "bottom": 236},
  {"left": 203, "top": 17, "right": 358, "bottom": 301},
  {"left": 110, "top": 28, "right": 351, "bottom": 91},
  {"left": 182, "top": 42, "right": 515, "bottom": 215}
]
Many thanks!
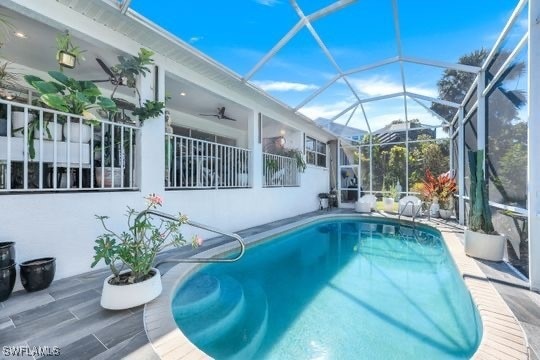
[
  {"left": 165, "top": 134, "right": 251, "bottom": 189},
  {"left": 263, "top": 152, "right": 300, "bottom": 187},
  {"left": 0, "top": 99, "right": 139, "bottom": 192}
]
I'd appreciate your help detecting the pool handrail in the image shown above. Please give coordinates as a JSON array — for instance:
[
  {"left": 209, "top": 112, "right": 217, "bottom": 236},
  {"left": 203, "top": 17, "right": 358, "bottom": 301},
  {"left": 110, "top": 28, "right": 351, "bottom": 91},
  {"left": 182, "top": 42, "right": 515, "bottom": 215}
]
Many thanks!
[
  {"left": 398, "top": 200, "right": 423, "bottom": 226},
  {"left": 134, "top": 209, "right": 246, "bottom": 266}
]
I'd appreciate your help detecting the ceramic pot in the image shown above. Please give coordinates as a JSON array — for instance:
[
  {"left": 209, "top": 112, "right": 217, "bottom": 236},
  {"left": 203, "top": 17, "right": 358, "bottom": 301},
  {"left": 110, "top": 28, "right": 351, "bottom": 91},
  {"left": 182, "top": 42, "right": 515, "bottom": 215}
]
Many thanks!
[
  {"left": 0, "top": 263, "right": 16, "bottom": 302},
  {"left": 100, "top": 268, "right": 162, "bottom": 310},
  {"left": 464, "top": 229, "right": 506, "bottom": 261},
  {"left": 19, "top": 257, "right": 56, "bottom": 292},
  {"left": 12, "top": 111, "right": 35, "bottom": 138},
  {"left": 95, "top": 167, "right": 122, "bottom": 188},
  {"left": 63, "top": 122, "right": 91, "bottom": 143},
  {"left": 0, "top": 242, "right": 15, "bottom": 268},
  {"left": 383, "top": 197, "right": 394, "bottom": 212},
  {"left": 439, "top": 209, "right": 453, "bottom": 219}
]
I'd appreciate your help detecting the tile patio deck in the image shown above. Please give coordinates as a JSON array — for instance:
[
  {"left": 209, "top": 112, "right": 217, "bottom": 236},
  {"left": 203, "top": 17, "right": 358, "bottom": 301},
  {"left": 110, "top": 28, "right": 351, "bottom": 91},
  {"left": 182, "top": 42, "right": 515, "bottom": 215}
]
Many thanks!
[{"left": 0, "top": 209, "right": 539, "bottom": 359}]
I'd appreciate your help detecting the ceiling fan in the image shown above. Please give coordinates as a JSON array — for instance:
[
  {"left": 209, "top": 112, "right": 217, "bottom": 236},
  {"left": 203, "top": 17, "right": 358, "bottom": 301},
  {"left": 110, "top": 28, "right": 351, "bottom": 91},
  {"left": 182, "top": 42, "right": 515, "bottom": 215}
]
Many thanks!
[
  {"left": 88, "top": 58, "right": 126, "bottom": 86},
  {"left": 199, "top": 107, "right": 237, "bottom": 121}
]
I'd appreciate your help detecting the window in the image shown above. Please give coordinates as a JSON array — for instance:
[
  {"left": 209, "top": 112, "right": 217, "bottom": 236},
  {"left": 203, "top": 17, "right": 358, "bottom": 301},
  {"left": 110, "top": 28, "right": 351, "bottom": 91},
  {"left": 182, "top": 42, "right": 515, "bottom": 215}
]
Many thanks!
[{"left": 305, "top": 135, "right": 326, "bottom": 167}]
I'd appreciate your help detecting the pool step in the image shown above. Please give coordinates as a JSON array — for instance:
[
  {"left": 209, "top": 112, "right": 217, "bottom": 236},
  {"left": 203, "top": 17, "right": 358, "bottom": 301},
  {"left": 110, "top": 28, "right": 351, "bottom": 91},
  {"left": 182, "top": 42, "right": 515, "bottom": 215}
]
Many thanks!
[
  {"left": 174, "top": 275, "right": 246, "bottom": 347},
  {"left": 172, "top": 273, "right": 221, "bottom": 317},
  {"left": 205, "top": 281, "right": 269, "bottom": 360}
]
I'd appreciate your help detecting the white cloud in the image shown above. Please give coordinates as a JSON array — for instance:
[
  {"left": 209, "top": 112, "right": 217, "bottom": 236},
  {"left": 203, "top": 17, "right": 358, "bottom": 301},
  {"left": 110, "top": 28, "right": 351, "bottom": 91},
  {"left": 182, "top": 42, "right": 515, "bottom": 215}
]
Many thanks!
[
  {"left": 299, "top": 99, "right": 357, "bottom": 119},
  {"left": 189, "top": 36, "right": 204, "bottom": 44},
  {"left": 252, "top": 80, "right": 319, "bottom": 92},
  {"left": 349, "top": 75, "right": 438, "bottom": 98},
  {"left": 255, "top": 0, "right": 280, "bottom": 6}
]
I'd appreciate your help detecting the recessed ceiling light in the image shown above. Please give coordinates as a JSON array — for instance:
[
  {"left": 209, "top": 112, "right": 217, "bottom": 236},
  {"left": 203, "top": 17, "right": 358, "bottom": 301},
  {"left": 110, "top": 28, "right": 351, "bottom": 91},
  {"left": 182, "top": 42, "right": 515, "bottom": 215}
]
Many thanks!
[
  {"left": 14, "top": 31, "right": 28, "bottom": 39},
  {"left": 180, "top": 91, "right": 187, "bottom": 96}
]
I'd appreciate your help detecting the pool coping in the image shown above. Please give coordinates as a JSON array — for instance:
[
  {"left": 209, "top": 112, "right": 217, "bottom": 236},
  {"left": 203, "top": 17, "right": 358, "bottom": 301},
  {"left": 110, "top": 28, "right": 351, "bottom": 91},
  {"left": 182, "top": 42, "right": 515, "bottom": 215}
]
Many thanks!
[{"left": 144, "top": 213, "right": 529, "bottom": 360}]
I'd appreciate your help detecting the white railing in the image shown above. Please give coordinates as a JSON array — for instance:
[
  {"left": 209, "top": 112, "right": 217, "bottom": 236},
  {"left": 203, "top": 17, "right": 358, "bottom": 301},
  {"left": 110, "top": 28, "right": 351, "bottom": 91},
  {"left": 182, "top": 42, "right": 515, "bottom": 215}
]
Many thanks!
[
  {"left": 0, "top": 99, "right": 139, "bottom": 192},
  {"left": 165, "top": 134, "right": 251, "bottom": 189},
  {"left": 263, "top": 152, "right": 300, "bottom": 187}
]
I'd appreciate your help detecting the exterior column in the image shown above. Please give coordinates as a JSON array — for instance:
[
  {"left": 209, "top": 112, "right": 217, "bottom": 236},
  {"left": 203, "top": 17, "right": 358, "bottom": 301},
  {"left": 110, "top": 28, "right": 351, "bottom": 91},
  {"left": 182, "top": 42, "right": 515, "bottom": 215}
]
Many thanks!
[
  {"left": 528, "top": 0, "right": 540, "bottom": 291},
  {"left": 248, "top": 110, "right": 263, "bottom": 188},
  {"left": 137, "top": 65, "right": 166, "bottom": 194},
  {"left": 458, "top": 107, "right": 465, "bottom": 225}
]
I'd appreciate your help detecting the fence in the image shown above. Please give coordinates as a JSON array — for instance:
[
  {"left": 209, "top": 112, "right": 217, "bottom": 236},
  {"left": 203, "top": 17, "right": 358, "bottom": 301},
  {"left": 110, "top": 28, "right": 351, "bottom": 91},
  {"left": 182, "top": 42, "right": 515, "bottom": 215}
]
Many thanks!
[
  {"left": 263, "top": 152, "right": 300, "bottom": 187},
  {"left": 165, "top": 134, "right": 251, "bottom": 189},
  {"left": 0, "top": 99, "right": 139, "bottom": 192}
]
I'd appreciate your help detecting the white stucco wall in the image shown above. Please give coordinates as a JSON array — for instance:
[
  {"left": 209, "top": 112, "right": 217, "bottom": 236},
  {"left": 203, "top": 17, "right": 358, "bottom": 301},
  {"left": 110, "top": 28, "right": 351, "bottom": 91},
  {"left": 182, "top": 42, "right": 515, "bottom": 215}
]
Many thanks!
[{"left": 1, "top": 166, "right": 328, "bottom": 291}]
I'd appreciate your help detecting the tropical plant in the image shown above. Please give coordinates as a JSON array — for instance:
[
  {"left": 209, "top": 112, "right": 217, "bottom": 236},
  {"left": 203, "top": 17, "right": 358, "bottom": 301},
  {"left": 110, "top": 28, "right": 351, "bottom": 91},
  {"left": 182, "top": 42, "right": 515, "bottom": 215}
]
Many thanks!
[
  {"left": 108, "top": 48, "right": 167, "bottom": 124},
  {"left": 24, "top": 71, "right": 117, "bottom": 119},
  {"left": 22, "top": 71, "right": 116, "bottom": 158},
  {"left": 55, "top": 31, "right": 86, "bottom": 71},
  {"left": 91, "top": 194, "right": 202, "bottom": 285},
  {"left": 0, "top": 13, "right": 14, "bottom": 46},
  {"left": 0, "top": 61, "right": 18, "bottom": 89},
  {"left": 279, "top": 148, "right": 307, "bottom": 172},
  {"left": 468, "top": 150, "right": 495, "bottom": 234},
  {"left": 422, "top": 169, "right": 457, "bottom": 209}
]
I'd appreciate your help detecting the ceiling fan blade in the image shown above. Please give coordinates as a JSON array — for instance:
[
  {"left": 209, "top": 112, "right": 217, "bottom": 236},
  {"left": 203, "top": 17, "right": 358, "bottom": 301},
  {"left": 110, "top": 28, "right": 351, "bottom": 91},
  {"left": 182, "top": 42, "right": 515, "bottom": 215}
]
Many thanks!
[
  {"left": 96, "top": 58, "right": 116, "bottom": 78},
  {"left": 221, "top": 115, "right": 237, "bottom": 121},
  {"left": 88, "top": 79, "right": 111, "bottom": 83},
  {"left": 199, "top": 114, "right": 218, "bottom": 117}
]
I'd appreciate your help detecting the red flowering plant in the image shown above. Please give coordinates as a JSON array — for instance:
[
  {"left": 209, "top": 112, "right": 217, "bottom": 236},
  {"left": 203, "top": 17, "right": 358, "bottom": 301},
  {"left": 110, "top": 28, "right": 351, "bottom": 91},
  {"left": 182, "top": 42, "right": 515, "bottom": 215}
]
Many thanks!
[
  {"left": 91, "top": 193, "right": 202, "bottom": 285},
  {"left": 422, "top": 169, "right": 457, "bottom": 210}
]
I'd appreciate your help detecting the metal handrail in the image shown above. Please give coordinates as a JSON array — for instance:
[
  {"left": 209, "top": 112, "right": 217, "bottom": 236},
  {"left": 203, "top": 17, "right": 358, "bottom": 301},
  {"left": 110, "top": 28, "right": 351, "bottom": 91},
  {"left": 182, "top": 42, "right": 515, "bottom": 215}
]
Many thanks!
[
  {"left": 134, "top": 210, "right": 246, "bottom": 267},
  {"left": 398, "top": 200, "right": 423, "bottom": 225}
]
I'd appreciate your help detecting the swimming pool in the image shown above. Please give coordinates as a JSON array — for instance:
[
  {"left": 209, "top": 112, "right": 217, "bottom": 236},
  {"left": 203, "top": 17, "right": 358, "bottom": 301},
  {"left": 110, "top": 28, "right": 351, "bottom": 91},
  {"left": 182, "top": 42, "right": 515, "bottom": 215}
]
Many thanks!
[{"left": 171, "top": 218, "right": 482, "bottom": 359}]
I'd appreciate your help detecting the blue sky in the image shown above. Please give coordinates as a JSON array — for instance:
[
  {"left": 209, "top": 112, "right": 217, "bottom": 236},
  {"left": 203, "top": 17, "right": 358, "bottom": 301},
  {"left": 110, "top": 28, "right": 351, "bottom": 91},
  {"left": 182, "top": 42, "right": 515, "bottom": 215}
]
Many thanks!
[{"left": 131, "top": 0, "right": 525, "bottom": 133}]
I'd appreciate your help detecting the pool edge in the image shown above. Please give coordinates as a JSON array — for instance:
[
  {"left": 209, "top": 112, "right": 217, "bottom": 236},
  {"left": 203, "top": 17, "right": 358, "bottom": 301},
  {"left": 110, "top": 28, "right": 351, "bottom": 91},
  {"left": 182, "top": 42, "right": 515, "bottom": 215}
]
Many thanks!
[{"left": 144, "top": 213, "right": 529, "bottom": 360}]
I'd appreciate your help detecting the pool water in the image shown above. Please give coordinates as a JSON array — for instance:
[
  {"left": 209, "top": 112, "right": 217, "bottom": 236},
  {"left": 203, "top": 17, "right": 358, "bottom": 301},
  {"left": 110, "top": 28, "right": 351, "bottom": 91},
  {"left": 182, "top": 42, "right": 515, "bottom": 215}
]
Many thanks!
[{"left": 172, "top": 219, "right": 482, "bottom": 359}]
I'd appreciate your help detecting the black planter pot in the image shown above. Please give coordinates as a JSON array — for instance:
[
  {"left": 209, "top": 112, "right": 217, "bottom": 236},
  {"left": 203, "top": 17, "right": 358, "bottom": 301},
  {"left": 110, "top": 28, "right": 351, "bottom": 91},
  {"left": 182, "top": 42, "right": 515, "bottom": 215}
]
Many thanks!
[
  {"left": 20, "top": 257, "right": 56, "bottom": 292},
  {"left": 0, "top": 263, "right": 16, "bottom": 302},
  {"left": 0, "top": 242, "right": 16, "bottom": 268}
]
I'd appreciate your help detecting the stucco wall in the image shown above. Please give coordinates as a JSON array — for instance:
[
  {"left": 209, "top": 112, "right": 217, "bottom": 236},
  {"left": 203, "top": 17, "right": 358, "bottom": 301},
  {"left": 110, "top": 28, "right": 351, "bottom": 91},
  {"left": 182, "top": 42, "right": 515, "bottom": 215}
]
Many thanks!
[{"left": 1, "top": 165, "right": 328, "bottom": 291}]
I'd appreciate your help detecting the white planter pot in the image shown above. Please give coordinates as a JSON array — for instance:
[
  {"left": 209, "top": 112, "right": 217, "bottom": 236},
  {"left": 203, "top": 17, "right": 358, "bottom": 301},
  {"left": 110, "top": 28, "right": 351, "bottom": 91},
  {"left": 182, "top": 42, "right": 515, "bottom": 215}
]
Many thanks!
[
  {"left": 101, "top": 268, "right": 162, "bottom": 310},
  {"left": 439, "top": 209, "right": 453, "bottom": 219},
  {"left": 95, "top": 167, "right": 122, "bottom": 187},
  {"left": 464, "top": 229, "right": 506, "bottom": 261},
  {"left": 383, "top": 197, "right": 394, "bottom": 212},
  {"left": 430, "top": 202, "right": 440, "bottom": 218},
  {"left": 12, "top": 111, "right": 35, "bottom": 138},
  {"left": 63, "top": 122, "right": 91, "bottom": 143},
  {"left": 34, "top": 123, "right": 63, "bottom": 141}
]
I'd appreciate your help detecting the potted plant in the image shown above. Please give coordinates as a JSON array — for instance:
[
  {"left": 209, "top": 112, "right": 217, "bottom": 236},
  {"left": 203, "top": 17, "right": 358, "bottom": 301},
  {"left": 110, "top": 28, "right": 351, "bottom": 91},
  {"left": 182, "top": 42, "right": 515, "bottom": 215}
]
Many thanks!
[
  {"left": 464, "top": 149, "right": 506, "bottom": 261},
  {"left": 55, "top": 31, "right": 85, "bottom": 71},
  {"left": 422, "top": 169, "right": 457, "bottom": 219},
  {"left": 108, "top": 48, "right": 166, "bottom": 124},
  {"left": 382, "top": 181, "right": 397, "bottom": 212},
  {"left": 0, "top": 61, "right": 18, "bottom": 136},
  {"left": 279, "top": 148, "right": 307, "bottom": 173},
  {"left": 91, "top": 193, "right": 202, "bottom": 310},
  {"left": 23, "top": 71, "right": 116, "bottom": 159}
]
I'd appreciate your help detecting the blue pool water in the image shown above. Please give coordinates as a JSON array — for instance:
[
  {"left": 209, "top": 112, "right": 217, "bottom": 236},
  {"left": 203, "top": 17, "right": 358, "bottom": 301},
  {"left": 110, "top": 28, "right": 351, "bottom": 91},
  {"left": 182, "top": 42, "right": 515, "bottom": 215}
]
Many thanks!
[{"left": 172, "top": 219, "right": 482, "bottom": 359}]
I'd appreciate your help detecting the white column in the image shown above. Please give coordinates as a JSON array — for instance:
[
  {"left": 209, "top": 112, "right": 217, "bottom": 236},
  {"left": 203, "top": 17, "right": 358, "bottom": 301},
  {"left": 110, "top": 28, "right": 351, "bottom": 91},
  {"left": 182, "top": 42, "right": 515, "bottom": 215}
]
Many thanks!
[
  {"left": 248, "top": 110, "right": 262, "bottom": 188},
  {"left": 137, "top": 65, "right": 166, "bottom": 194},
  {"left": 458, "top": 107, "right": 465, "bottom": 225},
  {"left": 528, "top": 0, "right": 540, "bottom": 291}
]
